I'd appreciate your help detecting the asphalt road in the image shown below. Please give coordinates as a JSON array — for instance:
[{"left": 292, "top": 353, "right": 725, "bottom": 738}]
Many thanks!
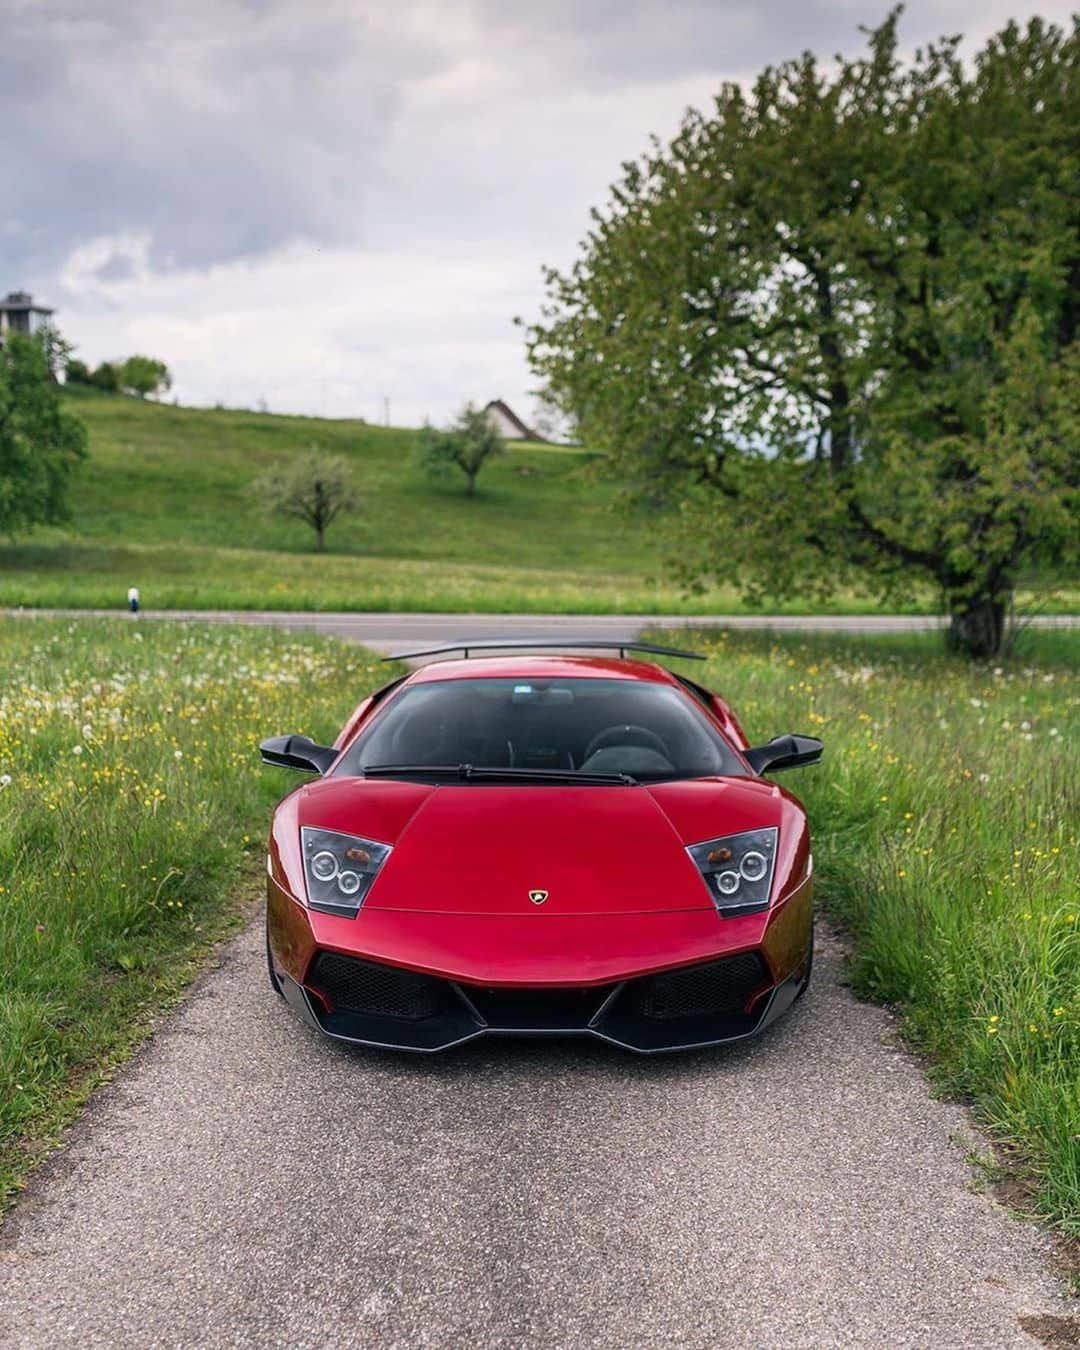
[
  {"left": 7, "top": 606, "right": 1078, "bottom": 658},
  {"left": 0, "top": 923, "right": 1069, "bottom": 1349}
]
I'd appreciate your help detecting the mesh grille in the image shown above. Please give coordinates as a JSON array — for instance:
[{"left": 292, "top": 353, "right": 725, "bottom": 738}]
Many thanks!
[
  {"left": 308, "top": 951, "right": 447, "bottom": 1020},
  {"left": 634, "top": 953, "right": 768, "bottom": 1020}
]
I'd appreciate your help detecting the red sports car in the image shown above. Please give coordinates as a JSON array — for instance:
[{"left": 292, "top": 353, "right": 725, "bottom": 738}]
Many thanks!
[{"left": 261, "top": 640, "right": 822, "bottom": 1054}]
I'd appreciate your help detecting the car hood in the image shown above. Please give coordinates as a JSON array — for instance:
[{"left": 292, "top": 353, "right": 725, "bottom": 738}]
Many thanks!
[{"left": 293, "top": 776, "right": 785, "bottom": 917}]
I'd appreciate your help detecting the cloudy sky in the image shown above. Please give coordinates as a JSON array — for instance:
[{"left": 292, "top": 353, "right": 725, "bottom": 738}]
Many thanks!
[{"left": 5, "top": 0, "right": 1074, "bottom": 426}]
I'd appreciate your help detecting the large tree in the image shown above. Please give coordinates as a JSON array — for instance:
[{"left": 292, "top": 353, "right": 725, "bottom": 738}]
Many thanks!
[
  {"left": 0, "top": 332, "right": 87, "bottom": 538},
  {"left": 526, "top": 13, "right": 1080, "bottom": 656}
]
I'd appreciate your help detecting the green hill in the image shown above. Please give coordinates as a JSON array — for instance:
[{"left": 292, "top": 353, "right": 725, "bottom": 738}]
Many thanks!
[{"left": 1, "top": 390, "right": 1070, "bottom": 614}]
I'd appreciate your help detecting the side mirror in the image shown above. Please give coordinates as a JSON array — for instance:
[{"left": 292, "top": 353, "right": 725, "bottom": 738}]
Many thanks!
[
  {"left": 744, "top": 733, "right": 823, "bottom": 775},
  {"left": 259, "top": 734, "right": 338, "bottom": 775}
]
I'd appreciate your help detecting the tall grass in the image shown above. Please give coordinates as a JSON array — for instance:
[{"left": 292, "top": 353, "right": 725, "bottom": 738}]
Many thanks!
[
  {"left": 678, "top": 629, "right": 1079, "bottom": 1234},
  {"left": 0, "top": 617, "right": 390, "bottom": 1206}
]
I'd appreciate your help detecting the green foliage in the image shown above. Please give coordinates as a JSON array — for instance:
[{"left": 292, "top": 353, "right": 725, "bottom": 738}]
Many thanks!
[
  {"left": 255, "top": 450, "right": 356, "bottom": 552},
  {"left": 0, "top": 617, "right": 392, "bottom": 1205},
  {"left": 528, "top": 13, "right": 1080, "bottom": 657},
  {"left": 89, "top": 361, "right": 120, "bottom": 393},
  {"left": 64, "top": 358, "right": 91, "bottom": 386},
  {"left": 0, "top": 333, "right": 87, "bottom": 538},
  {"left": 673, "top": 626, "right": 1079, "bottom": 1234},
  {"left": 418, "top": 403, "right": 504, "bottom": 496},
  {"left": 118, "top": 354, "right": 171, "bottom": 399}
]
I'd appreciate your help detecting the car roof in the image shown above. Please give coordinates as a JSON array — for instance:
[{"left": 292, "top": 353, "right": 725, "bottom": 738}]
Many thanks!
[{"left": 403, "top": 654, "right": 683, "bottom": 686}]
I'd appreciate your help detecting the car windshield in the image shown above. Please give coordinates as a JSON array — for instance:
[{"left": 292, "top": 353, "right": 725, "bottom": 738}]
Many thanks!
[{"left": 334, "top": 677, "right": 747, "bottom": 782}]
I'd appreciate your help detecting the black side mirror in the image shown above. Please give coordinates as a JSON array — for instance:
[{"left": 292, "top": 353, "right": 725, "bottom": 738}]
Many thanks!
[
  {"left": 259, "top": 734, "right": 338, "bottom": 775},
  {"left": 744, "top": 733, "right": 823, "bottom": 775}
]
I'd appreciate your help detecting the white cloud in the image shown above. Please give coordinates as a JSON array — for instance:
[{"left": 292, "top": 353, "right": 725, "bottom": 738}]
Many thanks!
[{"left": 12, "top": 0, "right": 1076, "bottom": 424}]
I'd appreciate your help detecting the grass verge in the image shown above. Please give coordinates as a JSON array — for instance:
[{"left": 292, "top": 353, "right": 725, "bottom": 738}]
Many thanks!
[
  {"left": 671, "top": 626, "right": 1079, "bottom": 1236},
  {"left": 0, "top": 616, "right": 392, "bottom": 1209}
]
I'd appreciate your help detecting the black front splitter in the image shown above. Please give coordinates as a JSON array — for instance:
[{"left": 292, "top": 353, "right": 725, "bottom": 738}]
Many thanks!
[{"left": 278, "top": 962, "right": 806, "bottom": 1056}]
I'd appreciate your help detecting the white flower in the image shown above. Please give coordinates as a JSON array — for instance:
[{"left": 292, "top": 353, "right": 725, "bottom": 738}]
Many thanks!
[
  {"left": 978, "top": 773, "right": 990, "bottom": 784},
  {"left": 970, "top": 698, "right": 982, "bottom": 708},
  {"left": 0, "top": 774, "right": 11, "bottom": 789},
  {"left": 174, "top": 749, "right": 183, "bottom": 760},
  {"left": 81, "top": 723, "right": 93, "bottom": 740},
  {"left": 72, "top": 744, "right": 83, "bottom": 756},
  {"left": 1021, "top": 720, "right": 1032, "bottom": 731},
  {"left": 1049, "top": 727, "right": 1060, "bottom": 738}
]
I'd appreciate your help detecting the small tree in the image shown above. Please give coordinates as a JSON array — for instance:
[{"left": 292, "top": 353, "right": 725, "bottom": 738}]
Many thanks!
[
  {"left": 0, "top": 332, "right": 87, "bottom": 537},
  {"left": 418, "top": 404, "right": 503, "bottom": 497},
  {"left": 64, "top": 357, "right": 92, "bottom": 386},
  {"left": 89, "top": 362, "right": 120, "bottom": 393},
  {"left": 256, "top": 453, "right": 356, "bottom": 552},
  {"left": 119, "top": 355, "right": 171, "bottom": 400}
]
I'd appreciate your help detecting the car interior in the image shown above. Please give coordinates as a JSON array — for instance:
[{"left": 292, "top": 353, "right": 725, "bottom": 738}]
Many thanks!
[{"left": 336, "top": 677, "right": 747, "bottom": 780}]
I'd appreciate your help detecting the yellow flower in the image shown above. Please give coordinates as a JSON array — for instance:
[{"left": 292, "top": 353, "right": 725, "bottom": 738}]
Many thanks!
[
  {"left": 1027, "top": 1023, "right": 1039, "bottom": 1033},
  {"left": 1053, "top": 1007, "right": 1065, "bottom": 1018},
  {"left": 987, "top": 1026, "right": 999, "bottom": 1036}
]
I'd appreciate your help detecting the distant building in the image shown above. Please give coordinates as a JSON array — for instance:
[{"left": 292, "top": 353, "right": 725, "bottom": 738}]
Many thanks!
[
  {"left": 483, "top": 398, "right": 542, "bottom": 441},
  {"left": 0, "top": 291, "right": 54, "bottom": 346}
]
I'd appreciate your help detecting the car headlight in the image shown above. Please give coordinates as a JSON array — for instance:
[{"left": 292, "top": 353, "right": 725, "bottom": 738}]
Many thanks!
[
  {"left": 687, "top": 827, "right": 778, "bottom": 917},
  {"left": 300, "top": 826, "right": 392, "bottom": 917}
]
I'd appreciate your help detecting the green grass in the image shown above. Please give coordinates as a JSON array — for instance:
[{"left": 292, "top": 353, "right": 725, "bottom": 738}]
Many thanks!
[
  {"left": 5, "top": 389, "right": 1074, "bottom": 614},
  {"left": 2, "top": 616, "right": 1077, "bottom": 1239},
  {"left": 664, "top": 625, "right": 1079, "bottom": 1235},
  {"left": 0, "top": 616, "right": 394, "bottom": 1207}
]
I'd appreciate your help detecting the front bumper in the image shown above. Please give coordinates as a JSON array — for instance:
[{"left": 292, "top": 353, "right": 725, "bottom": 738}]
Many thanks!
[
  {"left": 276, "top": 944, "right": 808, "bottom": 1055},
  {"left": 267, "top": 873, "right": 813, "bottom": 1054}
]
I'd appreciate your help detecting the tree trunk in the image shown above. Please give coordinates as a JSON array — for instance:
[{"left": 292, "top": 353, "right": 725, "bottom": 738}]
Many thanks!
[
  {"left": 946, "top": 594, "right": 1008, "bottom": 659},
  {"left": 315, "top": 524, "right": 325, "bottom": 552},
  {"left": 465, "top": 472, "right": 477, "bottom": 497}
]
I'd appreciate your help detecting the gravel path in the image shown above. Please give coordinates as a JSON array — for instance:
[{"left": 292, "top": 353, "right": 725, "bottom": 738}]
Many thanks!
[{"left": 0, "top": 921, "right": 1068, "bottom": 1349}]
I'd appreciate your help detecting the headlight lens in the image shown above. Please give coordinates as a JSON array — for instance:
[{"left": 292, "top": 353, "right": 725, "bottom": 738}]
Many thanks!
[
  {"left": 300, "top": 826, "right": 392, "bottom": 917},
  {"left": 687, "top": 827, "right": 778, "bottom": 916}
]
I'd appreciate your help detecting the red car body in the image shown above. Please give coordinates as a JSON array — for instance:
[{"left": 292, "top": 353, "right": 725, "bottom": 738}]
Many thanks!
[{"left": 264, "top": 651, "right": 819, "bottom": 1053}]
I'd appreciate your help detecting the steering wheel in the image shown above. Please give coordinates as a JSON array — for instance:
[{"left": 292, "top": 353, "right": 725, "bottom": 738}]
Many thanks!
[{"left": 583, "top": 723, "right": 671, "bottom": 764}]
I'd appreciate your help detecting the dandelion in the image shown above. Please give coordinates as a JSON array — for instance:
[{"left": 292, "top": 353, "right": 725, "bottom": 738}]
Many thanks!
[
  {"left": 81, "top": 723, "right": 93, "bottom": 740},
  {"left": 72, "top": 744, "right": 83, "bottom": 756},
  {"left": 0, "top": 773, "right": 10, "bottom": 789},
  {"left": 978, "top": 773, "right": 990, "bottom": 784},
  {"left": 174, "top": 749, "right": 183, "bottom": 760},
  {"left": 987, "top": 1026, "right": 999, "bottom": 1036}
]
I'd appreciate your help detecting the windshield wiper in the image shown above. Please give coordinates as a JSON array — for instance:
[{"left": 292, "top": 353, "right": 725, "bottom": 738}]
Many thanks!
[{"left": 360, "top": 763, "right": 638, "bottom": 786}]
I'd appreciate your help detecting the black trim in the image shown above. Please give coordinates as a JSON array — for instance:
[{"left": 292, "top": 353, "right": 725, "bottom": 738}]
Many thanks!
[{"left": 279, "top": 949, "right": 800, "bottom": 1055}]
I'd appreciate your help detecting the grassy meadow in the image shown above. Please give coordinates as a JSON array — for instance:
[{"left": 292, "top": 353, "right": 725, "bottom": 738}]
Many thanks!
[
  {"left": 671, "top": 627, "right": 1080, "bottom": 1236},
  {"left": 5, "top": 389, "right": 1075, "bottom": 615},
  {"left": 0, "top": 616, "right": 393, "bottom": 1207}
]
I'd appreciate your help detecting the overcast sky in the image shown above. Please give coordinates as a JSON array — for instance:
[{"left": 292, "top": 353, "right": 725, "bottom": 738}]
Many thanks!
[{"left": 5, "top": 0, "right": 1074, "bottom": 426}]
